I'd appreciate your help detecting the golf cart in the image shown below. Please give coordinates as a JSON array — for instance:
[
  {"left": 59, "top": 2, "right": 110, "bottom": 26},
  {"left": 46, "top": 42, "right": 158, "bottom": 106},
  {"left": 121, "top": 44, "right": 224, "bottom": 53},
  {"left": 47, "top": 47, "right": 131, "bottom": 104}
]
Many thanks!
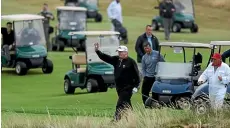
[
  {"left": 62, "top": 0, "right": 102, "bottom": 22},
  {"left": 192, "top": 41, "right": 230, "bottom": 114},
  {"left": 52, "top": 6, "right": 87, "bottom": 51},
  {"left": 152, "top": 0, "right": 198, "bottom": 33},
  {"left": 1, "top": 14, "right": 53, "bottom": 75},
  {"left": 145, "top": 42, "right": 212, "bottom": 109},
  {"left": 63, "top": 31, "right": 120, "bottom": 94}
]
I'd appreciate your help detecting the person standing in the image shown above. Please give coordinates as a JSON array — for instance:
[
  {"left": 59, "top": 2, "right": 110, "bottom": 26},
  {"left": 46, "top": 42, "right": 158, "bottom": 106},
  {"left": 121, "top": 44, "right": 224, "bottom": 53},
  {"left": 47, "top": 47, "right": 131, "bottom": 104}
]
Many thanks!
[
  {"left": 160, "top": 0, "right": 175, "bottom": 40},
  {"left": 107, "top": 0, "right": 122, "bottom": 31},
  {"left": 94, "top": 43, "right": 140, "bottom": 121},
  {"left": 1, "top": 22, "right": 15, "bottom": 65},
  {"left": 141, "top": 42, "right": 165, "bottom": 106},
  {"left": 135, "top": 25, "right": 160, "bottom": 78},
  {"left": 198, "top": 53, "right": 230, "bottom": 110},
  {"left": 38, "top": 3, "right": 55, "bottom": 51}
]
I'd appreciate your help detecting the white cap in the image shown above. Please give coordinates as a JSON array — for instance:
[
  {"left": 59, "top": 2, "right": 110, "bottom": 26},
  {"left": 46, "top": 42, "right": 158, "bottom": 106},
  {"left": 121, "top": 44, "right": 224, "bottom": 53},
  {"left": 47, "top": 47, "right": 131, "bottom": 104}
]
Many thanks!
[{"left": 116, "top": 45, "right": 128, "bottom": 52}]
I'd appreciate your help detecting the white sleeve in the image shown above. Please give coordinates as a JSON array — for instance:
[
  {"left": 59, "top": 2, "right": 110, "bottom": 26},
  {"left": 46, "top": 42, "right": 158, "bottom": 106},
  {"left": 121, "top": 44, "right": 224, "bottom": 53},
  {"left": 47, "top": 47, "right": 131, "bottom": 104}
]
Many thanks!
[
  {"left": 221, "top": 65, "right": 230, "bottom": 85},
  {"left": 198, "top": 67, "right": 209, "bottom": 82},
  {"left": 107, "top": 2, "right": 115, "bottom": 19}
]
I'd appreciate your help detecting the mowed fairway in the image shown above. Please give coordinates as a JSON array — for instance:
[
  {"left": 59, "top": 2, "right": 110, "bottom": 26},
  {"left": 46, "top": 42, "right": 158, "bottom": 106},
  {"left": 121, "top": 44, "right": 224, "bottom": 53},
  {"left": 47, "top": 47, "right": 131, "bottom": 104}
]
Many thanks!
[{"left": 1, "top": 0, "right": 230, "bottom": 124}]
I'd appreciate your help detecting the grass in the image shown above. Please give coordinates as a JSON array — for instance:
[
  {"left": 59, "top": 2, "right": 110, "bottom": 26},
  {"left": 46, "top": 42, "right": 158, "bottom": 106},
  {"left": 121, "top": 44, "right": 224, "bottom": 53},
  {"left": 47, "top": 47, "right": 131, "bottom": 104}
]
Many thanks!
[
  {"left": 1, "top": 0, "right": 230, "bottom": 127},
  {"left": 2, "top": 106, "right": 230, "bottom": 128}
]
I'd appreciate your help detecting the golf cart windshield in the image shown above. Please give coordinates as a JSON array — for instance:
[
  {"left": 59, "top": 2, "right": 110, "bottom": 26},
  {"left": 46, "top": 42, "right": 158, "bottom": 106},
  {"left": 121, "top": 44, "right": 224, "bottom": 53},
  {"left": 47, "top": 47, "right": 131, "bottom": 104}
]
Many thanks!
[
  {"left": 58, "top": 10, "right": 86, "bottom": 31},
  {"left": 14, "top": 19, "right": 45, "bottom": 46},
  {"left": 173, "top": 0, "right": 194, "bottom": 14},
  {"left": 79, "top": 0, "right": 97, "bottom": 5},
  {"left": 155, "top": 62, "right": 192, "bottom": 80},
  {"left": 86, "top": 36, "right": 119, "bottom": 63}
]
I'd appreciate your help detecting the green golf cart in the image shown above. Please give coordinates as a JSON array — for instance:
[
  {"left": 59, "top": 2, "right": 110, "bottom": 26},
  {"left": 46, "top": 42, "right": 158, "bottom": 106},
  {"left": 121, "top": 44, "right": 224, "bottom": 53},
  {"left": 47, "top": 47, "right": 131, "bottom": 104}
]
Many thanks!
[
  {"left": 152, "top": 0, "right": 198, "bottom": 33},
  {"left": 1, "top": 14, "right": 53, "bottom": 75},
  {"left": 63, "top": 31, "right": 120, "bottom": 94},
  {"left": 63, "top": 0, "right": 103, "bottom": 22},
  {"left": 52, "top": 6, "right": 87, "bottom": 52}
]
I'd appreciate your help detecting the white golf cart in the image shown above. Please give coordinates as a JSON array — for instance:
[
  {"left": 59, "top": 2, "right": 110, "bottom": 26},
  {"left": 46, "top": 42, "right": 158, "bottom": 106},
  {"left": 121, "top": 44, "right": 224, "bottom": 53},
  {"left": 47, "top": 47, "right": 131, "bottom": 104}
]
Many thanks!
[
  {"left": 1, "top": 14, "right": 53, "bottom": 75},
  {"left": 52, "top": 6, "right": 87, "bottom": 51}
]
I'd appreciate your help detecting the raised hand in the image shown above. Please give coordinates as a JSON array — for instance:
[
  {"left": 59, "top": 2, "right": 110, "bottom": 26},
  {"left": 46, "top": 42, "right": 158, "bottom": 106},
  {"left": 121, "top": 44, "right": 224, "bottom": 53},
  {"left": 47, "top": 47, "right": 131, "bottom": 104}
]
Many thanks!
[{"left": 94, "top": 42, "right": 99, "bottom": 51}]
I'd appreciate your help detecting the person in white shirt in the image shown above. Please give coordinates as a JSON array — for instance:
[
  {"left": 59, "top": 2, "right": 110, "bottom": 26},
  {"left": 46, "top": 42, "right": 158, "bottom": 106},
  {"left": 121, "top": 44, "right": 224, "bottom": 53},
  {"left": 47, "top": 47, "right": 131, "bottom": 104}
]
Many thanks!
[
  {"left": 198, "top": 53, "right": 230, "bottom": 110},
  {"left": 107, "top": 0, "right": 123, "bottom": 31}
]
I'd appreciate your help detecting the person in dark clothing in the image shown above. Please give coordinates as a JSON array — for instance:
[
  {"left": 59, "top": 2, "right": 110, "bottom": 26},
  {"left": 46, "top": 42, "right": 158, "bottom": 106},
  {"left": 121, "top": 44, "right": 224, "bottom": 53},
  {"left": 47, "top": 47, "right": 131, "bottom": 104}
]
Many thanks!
[
  {"left": 160, "top": 0, "right": 175, "bottom": 40},
  {"left": 38, "top": 3, "right": 54, "bottom": 51},
  {"left": 135, "top": 25, "right": 160, "bottom": 78},
  {"left": 141, "top": 42, "right": 165, "bottom": 106},
  {"left": 222, "top": 49, "right": 230, "bottom": 63},
  {"left": 1, "top": 22, "right": 15, "bottom": 64},
  {"left": 20, "top": 22, "right": 41, "bottom": 45},
  {"left": 94, "top": 43, "right": 140, "bottom": 121}
]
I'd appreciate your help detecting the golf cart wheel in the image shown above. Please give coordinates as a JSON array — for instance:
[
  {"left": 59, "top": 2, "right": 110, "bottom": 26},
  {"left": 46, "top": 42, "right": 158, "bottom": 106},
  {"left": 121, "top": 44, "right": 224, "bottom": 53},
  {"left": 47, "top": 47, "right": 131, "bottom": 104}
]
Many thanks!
[
  {"left": 64, "top": 78, "right": 75, "bottom": 94},
  {"left": 172, "top": 23, "right": 181, "bottom": 33},
  {"left": 175, "top": 97, "right": 192, "bottom": 110},
  {"left": 193, "top": 97, "right": 210, "bottom": 114},
  {"left": 190, "top": 23, "right": 198, "bottom": 33},
  {"left": 99, "top": 82, "right": 108, "bottom": 92},
  {"left": 42, "top": 59, "right": 53, "bottom": 74},
  {"left": 152, "top": 20, "right": 159, "bottom": 31},
  {"left": 145, "top": 97, "right": 162, "bottom": 109},
  {"left": 86, "top": 79, "right": 98, "bottom": 93},
  {"left": 15, "top": 61, "right": 28, "bottom": 75},
  {"left": 95, "top": 13, "right": 102, "bottom": 22},
  {"left": 59, "top": 45, "right": 65, "bottom": 51}
]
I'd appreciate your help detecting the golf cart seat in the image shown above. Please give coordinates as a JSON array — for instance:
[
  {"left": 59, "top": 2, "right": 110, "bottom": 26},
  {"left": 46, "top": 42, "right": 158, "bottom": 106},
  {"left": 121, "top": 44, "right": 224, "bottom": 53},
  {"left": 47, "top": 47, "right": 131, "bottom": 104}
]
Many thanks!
[{"left": 72, "top": 54, "right": 86, "bottom": 73}]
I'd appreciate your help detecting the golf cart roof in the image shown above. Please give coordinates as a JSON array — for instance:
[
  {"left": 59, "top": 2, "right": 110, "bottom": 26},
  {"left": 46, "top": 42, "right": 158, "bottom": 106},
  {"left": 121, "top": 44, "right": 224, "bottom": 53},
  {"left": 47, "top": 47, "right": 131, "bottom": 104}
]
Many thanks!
[
  {"left": 1, "top": 14, "right": 44, "bottom": 21},
  {"left": 68, "top": 31, "right": 120, "bottom": 36},
  {"left": 56, "top": 6, "right": 87, "bottom": 11},
  {"left": 210, "top": 41, "right": 230, "bottom": 46},
  {"left": 160, "top": 42, "right": 212, "bottom": 48}
]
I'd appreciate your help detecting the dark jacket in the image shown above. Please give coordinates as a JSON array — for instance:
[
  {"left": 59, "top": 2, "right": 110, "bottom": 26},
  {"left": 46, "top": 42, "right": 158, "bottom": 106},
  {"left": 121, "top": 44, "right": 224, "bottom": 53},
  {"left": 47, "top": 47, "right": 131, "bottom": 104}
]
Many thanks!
[
  {"left": 222, "top": 49, "right": 230, "bottom": 63},
  {"left": 160, "top": 2, "right": 175, "bottom": 18},
  {"left": 96, "top": 50, "right": 140, "bottom": 92},
  {"left": 135, "top": 33, "right": 159, "bottom": 63},
  {"left": 1, "top": 27, "right": 15, "bottom": 46}
]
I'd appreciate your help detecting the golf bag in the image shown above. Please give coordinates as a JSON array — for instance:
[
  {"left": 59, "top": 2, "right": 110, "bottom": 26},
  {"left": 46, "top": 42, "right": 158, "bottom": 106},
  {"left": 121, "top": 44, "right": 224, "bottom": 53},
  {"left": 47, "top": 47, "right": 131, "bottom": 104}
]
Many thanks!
[{"left": 111, "top": 19, "right": 128, "bottom": 44}]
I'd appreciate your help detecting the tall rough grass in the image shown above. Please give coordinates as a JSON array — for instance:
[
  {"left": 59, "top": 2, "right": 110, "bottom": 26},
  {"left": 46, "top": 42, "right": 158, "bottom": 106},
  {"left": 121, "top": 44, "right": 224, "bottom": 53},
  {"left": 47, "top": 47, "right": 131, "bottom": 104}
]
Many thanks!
[{"left": 2, "top": 104, "right": 230, "bottom": 128}]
